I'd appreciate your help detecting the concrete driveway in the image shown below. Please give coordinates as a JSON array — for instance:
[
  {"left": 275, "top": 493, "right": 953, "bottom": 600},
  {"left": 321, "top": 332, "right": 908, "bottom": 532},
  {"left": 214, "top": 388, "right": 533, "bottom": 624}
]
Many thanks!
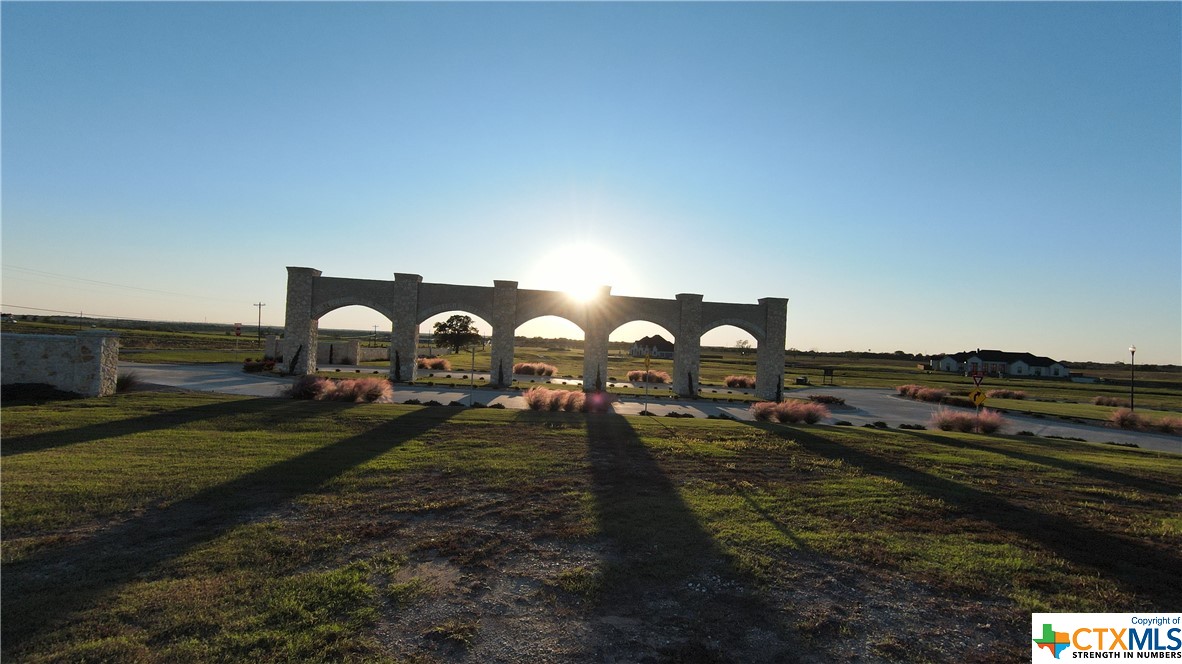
[{"left": 120, "top": 363, "right": 1180, "bottom": 455}]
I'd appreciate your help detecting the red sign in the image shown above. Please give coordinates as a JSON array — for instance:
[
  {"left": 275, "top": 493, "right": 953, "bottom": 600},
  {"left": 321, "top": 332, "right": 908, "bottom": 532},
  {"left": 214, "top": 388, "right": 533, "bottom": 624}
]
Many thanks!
[
  {"left": 234, "top": 323, "right": 242, "bottom": 337},
  {"left": 972, "top": 372, "right": 984, "bottom": 388}
]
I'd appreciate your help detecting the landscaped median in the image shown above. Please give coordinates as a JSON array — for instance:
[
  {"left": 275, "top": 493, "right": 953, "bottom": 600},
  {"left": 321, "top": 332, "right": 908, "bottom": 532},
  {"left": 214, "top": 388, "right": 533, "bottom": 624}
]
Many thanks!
[{"left": 3, "top": 391, "right": 1179, "bottom": 662}]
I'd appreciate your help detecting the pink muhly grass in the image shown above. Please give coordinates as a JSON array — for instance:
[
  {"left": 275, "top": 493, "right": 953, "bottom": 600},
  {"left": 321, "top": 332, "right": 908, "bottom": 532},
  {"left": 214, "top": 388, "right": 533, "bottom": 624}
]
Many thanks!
[
  {"left": 725, "top": 375, "right": 756, "bottom": 388},
  {"left": 916, "top": 388, "right": 949, "bottom": 403},
  {"left": 774, "top": 400, "right": 829, "bottom": 424},
  {"left": 896, "top": 384, "right": 922, "bottom": 398},
  {"left": 416, "top": 357, "right": 451, "bottom": 371},
  {"left": 524, "top": 386, "right": 550, "bottom": 410},
  {"left": 930, "top": 409, "right": 976, "bottom": 432},
  {"left": 287, "top": 375, "right": 333, "bottom": 400},
  {"left": 514, "top": 362, "right": 558, "bottom": 376},
  {"left": 628, "top": 370, "right": 671, "bottom": 384},
  {"left": 563, "top": 391, "right": 586, "bottom": 412},
  {"left": 1093, "top": 396, "right": 1129, "bottom": 407},
  {"left": 1152, "top": 417, "right": 1182, "bottom": 435},
  {"left": 1109, "top": 408, "right": 1145, "bottom": 430},
  {"left": 975, "top": 409, "right": 1005, "bottom": 434},
  {"left": 986, "top": 389, "right": 1026, "bottom": 400},
  {"left": 750, "top": 401, "right": 779, "bottom": 422}
]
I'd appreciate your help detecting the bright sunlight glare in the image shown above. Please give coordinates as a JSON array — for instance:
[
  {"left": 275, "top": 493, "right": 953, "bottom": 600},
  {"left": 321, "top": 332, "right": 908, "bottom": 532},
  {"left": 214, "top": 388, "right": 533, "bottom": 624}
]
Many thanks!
[{"left": 524, "top": 242, "right": 636, "bottom": 301}]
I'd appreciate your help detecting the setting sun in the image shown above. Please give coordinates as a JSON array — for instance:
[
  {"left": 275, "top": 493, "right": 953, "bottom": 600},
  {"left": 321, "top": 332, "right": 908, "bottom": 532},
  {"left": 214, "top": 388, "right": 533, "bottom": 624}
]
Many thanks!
[{"left": 526, "top": 242, "right": 634, "bottom": 302}]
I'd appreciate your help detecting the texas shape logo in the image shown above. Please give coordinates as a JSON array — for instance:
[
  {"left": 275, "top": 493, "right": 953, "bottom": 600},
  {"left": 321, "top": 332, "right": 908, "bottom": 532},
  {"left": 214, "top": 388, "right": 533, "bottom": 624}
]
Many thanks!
[{"left": 1034, "top": 623, "right": 1071, "bottom": 658}]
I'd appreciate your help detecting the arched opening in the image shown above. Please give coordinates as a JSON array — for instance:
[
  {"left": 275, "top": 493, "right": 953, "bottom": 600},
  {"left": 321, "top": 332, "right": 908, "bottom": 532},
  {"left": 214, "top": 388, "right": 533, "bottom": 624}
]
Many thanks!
[
  {"left": 606, "top": 320, "right": 677, "bottom": 397},
  {"left": 416, "top": 310, "right": 494, "bottom": 382},
  {"left": 315, "top": 305, "right": 393, "bottom": 367},
  {"left": 700, "top": 324, "right": 760, "bottom": 398},
  {"left": 512, "top": 315, "right": 585, "bottom": 385}
]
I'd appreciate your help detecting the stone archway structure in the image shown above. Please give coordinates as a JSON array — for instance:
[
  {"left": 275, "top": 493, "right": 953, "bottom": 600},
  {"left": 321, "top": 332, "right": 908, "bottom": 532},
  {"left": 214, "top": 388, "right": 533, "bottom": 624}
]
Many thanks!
[{"left": 282, "top": 267, "right": 789, "bottom": 400}]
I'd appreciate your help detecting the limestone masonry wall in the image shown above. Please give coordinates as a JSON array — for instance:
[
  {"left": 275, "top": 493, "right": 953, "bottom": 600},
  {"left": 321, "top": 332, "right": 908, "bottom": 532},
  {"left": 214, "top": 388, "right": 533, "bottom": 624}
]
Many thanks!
[{"left": 2, "top": 330, "right": 120, "bottom": 397}]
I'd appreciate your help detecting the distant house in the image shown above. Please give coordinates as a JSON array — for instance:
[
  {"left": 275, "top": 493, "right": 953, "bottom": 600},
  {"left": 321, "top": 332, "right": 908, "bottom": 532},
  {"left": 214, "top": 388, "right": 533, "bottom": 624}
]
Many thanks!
[
  {"left": 933, "top": 349, "right": 1068, "bottom": 378},
  {"left": 630, "top": 334, "right": 675, "bottom": 359}
]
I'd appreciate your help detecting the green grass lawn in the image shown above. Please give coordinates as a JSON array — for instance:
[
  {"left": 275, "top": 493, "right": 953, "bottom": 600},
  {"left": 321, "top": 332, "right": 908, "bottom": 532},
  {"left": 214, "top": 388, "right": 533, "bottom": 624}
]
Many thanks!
[{"left": 3, "top": 392, "right": 1179, "bottom": 662}]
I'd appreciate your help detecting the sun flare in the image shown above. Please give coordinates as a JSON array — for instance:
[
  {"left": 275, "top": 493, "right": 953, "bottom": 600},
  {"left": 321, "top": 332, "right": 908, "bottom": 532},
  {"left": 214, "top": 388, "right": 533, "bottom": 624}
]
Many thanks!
[{"left": 531, "top": 242, "right": 630, "bottom": 301}]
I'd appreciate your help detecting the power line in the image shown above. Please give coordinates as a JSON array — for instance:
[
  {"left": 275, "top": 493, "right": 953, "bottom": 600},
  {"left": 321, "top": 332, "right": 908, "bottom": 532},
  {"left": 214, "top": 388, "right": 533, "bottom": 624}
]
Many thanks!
[{"left": 1, "top": 265, "right": 248, "bottom": 304}]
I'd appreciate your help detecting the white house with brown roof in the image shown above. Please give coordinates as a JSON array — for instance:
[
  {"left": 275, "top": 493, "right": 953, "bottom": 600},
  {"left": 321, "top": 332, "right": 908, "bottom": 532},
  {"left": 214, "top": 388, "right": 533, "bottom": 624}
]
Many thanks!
[{"left": 934, "top": 349, "right": 1068, "bottom": 378}]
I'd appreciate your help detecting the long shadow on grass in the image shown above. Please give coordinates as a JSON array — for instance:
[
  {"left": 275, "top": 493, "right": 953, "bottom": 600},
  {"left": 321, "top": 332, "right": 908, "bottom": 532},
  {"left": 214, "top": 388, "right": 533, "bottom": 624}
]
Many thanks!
[
  {"left": 1, "top": 407, "right": 456, "bottom": 655},
  {"left": 2, "top": 395, "right": 323, "bottom": 457},
  {"left": 923, "top": 432, "right": 1181, "bottom": 497},
  {"left": 585, "top": 414, "right": 797, "bottom": 661},
  {"left": 749, "top": 423, "right": 1182, "bottom": 609}
]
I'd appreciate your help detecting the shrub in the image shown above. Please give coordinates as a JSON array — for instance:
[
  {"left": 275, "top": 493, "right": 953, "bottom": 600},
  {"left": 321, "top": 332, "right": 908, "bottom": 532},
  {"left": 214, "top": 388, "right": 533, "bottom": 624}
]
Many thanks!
[
  {"left": 751, "top": 400, "right": 830, "bottom": 424},
  {"left": 514, "top": 362, "right": 557, "bottom": 376},
  {"left": 930, "top": 409, "right": 976, "bottom": 433},
  {"left": 627, "top": 370, "right": 672, "bottom": 384},
  {"left": 1152, "top": 417, "right": 1182, "bottom": 435},
  {"left": 243, "top": 358, "right": 275, "bottom": 373},
  {"left": 750, "top": 401, "right": 779, "bottom": 422},
  {"left": 286, "top": 375, "right": 333, "bottom": 400},
  {"left": 898, "top": 423, "right": 925, "bottom": 430},
  {"left": 986, "top": 389, "right": 1027, "bottom": 400},
  {"left": 896, "top": 384, "right": 923, "bottom": 398},
  {"left": 116, "top": 371, "right": 143, "bottom": 393},
  {"left": 807, "top": 394, "right": 845, "bottom": 406},
  {"left": 975, "top": 409, "right": 1005, "bottom": 434},
  {"left": 524, "top": 387, "right": 604, "bottom": 413},
  {"left": 929, "top": 408, "right": 1007, "bottom": 434},
  {"left": 724, "top": 375, "right": 756, "bottom": 388},
  {"left": 1109, "top": 408, "right": 1145, "bottom": 430},
  {"left": 416, "top": 357, "right": 451, "bottom": 371},
  {"left": 286, "top": 376, "right": 392, "bottom": 403},
  {"left": 915, "top": 388, "right": 949, "bottom": 403},
  {"left": 1093, "top": 395, "right": 1129, "bottom": 407}
]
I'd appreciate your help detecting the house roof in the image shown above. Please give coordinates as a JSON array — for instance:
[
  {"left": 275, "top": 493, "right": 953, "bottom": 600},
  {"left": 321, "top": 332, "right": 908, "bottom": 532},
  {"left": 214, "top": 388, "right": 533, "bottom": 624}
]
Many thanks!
[
  {"left": 633, "top": 334, "right": 675, "bottom": 352},
  {"left": 942, "top": 349, "right": 1064, "bottom": 367}
]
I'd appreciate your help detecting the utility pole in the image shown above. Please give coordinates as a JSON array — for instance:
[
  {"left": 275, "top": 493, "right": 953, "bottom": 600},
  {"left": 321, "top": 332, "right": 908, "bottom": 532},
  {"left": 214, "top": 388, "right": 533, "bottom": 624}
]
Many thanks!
[{"left": 254, "top": 302, "right": 266, "bottom": 346}]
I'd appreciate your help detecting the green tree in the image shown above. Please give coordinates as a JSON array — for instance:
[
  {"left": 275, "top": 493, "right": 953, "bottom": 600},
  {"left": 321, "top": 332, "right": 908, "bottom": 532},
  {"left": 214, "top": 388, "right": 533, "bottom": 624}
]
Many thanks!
[{"left": 433, "top": 314, "right": 482, "bottom": 354}]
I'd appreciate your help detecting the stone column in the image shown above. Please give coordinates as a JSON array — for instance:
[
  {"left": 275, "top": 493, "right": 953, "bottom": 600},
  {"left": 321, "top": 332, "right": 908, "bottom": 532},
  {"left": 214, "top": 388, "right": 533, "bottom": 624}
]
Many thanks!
[
  {"left": 755, "top": 297, "right": 789, "bottom": 401},
  {"left": 490, "top": 280, "right": 518, "bottom": 387},
  {"left": 390, "top": 273, "right": 422, "bottom": 383},
  {"left": 673, "top": 293, "right": 703, "bottom": 397},
  {"left": 282, "top": 266, "right": 322, "bottom": 375},
  {"left": 581, "top": 286, "right": 611, "bottom": 392},
  {"left": 76, "top": 329, "right": 120, "bottom": 397}
]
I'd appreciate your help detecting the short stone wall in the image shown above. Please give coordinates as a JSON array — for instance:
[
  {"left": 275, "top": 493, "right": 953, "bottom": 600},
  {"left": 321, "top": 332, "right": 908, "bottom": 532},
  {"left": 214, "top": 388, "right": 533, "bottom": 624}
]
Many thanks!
[
  {"left": 1, "top": 330, "right": 120, "bottom": 397},
  {"left": 317, "top": 341, "right": 360, "bottom": 365},
  {"left": 358, "top": 346, "right": 388, "bottom": 362}
]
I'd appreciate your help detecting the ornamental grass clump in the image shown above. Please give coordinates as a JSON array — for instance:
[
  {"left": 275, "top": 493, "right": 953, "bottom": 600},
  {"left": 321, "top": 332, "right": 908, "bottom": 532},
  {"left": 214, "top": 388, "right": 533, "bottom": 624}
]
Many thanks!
[
  {"left": 285, "top": 376, "right": 392, "bottom": 403},
  {"left": 417, "top": 358, "right": 451, "bottom": 371},
  {"left": 1093, "top": 396, "right": 1129, "bottom": 407},
  {"left": 929, "top": 408, "right": 1007, "bottom": 434},
  {"left": 986, "top": 389, "right": 1027, "bottom": 400},
  {"left": 750, "top": 400, "right": 830, "bottom": 424},
  {"left": 725, "top": 375, "right": 756, "bottom": 388},
  {"left": 514, "top": 362, "right": 557, "bottom": 376},
  {"left": 523, "top": 387, "right": 597, "bottom": 413},
  {"left": 627, "top": 370, "right": 671, "bottom": 384},
  {"left": 1108, "top": 408, "right": 1145, "bottom": 430}
]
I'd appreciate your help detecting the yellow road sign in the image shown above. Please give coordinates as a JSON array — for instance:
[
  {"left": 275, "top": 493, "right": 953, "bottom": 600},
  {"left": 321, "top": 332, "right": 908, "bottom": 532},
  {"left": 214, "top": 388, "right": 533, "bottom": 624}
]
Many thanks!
[{"left": 969, "top": 389, "right": 987, "bottom": 407}]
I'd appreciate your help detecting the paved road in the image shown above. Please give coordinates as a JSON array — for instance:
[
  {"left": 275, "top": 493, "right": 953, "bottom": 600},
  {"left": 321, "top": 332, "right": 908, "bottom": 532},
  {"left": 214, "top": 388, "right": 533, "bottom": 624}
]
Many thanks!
[
  {"left": 797, "top": 386, "right": 1182, "bottom": 455},
  {"left": 121, "top": 363, "right": 1181, "bottom": 455}
]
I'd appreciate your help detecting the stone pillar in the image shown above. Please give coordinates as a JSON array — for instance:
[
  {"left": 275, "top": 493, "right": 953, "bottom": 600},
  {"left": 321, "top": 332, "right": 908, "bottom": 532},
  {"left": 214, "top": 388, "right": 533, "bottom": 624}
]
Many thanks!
[
  {"left": 390, "top": 273, "right": 422, "bottom": 383},
  {"left": 581, "top": 286, "right": 611, "bottom": 392},
  {"left": 673, "top": 293, "right": 703, "bottom": 397},
  {"left": 76, "top": 329, "right": 120, "bottom": 397},
  {"left": 490, "top": 280, "right": 518, "bottom": 387},
  {"left": 282, "top": 266, "right": 322, "bottom": 375},
  {"left": 755, "top": 297, "right": 789, "bottom": 401}
]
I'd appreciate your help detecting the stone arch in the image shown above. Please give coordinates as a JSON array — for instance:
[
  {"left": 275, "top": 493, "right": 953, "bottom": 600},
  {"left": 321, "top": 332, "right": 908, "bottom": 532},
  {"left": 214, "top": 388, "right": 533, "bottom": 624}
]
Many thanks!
[
  {"left": 282, "top": 267, "right": 787, "bottom": 399},
  {"left": 701, "top": 317, "right": 765, "bottom": 343},
  {"left": 312, "top": 298, "right": 395, "bottom": 323}
]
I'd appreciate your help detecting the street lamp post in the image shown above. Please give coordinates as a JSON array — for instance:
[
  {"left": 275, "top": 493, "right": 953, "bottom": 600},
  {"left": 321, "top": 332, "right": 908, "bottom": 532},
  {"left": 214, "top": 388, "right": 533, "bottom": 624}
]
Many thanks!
[
  {"left": 1129, "top": 345, "right": 1136, "bottom": 411},
  {"left": 254, "top": 302, "right": 266, "bottom": 346}
]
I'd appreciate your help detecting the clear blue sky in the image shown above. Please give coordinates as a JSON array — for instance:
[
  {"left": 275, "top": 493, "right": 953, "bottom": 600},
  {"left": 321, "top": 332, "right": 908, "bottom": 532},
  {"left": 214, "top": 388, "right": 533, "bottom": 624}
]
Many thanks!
[{"left": 3, "top": 2, "right": 1179, "bottom": 364}]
